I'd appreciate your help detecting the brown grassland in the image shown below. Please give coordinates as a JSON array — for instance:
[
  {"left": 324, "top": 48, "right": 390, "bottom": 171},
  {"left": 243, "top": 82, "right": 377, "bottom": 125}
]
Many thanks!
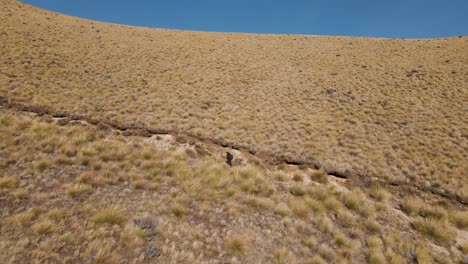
[{"left": 0, "top": 0, "right": 467, "bottom": 263}]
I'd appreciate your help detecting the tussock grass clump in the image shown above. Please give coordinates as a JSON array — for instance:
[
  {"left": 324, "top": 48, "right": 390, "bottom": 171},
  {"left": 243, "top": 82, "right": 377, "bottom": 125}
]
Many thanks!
[
  {"left": 47, "top": 208, "right": 68, "bottom": 220},
  {"left": 292, "top": 174, "right": 303, "bottom": 182},
  {"left": 401, "top": 196, "right": 450, "bottom": 221},
  {"left": 244, "top": 196, "right": 274, "bottom": 210},
  {"left": 411, "top": 218, "right": 456, "bottom": 244},
  {"left": 332, "top": 231, "right": 349, "bottom": 248},
  {"left": 274, "top": 202, "right": 291, "bottom": 217},
  {"left": 85, "top": 240, "right": 122, "bottom": 264},
  {"left": 272, "top": 172, "right": 288, "bottom": 182},
  {"left": 14, "top": 189, "right": 29, "bottom": 199},
  {"left": 407, "top": 245, "right": 433, "bottom": 264},
  {"left": 316, "top": 216, "right": 334, "bottom": 234},
  {"left": 323, "top": 197, "right": 342, "bottom": 213},
  {"left": 366, "top": 236, "right": 383, "bottom": 249},
  {"left": 67, "top": 183, "right": 92, "bottom": 198},
  {"left": 34, "top": 159, "right": 50, "bottom": 173},
  {"left": 342, "top": 192, "right": 361, "bottom": 211},
  {"left": 401, "top": 196, "right": 424, "bottom": 215},
  {"left": 289, "top": 184, "right": 306, "bottom": 196},
  {"left": 289, "top": 199, "right": 309, "bottom": 218},
  {"left": 12, "top": 211, "right": 36, "bottom": 227},
  {"left": 170, "top": 203, "right": 187, "bottom": 217},
  {"left": 341, "top": 191, "right": 374, "bottom": 217},
  {"left": 367, "top": 235, "right": 392, "bottom": 263},
  {"left": 273, "top": 247, "right": 294, "bottom": 263},
  {"left": 317, "top": 244, "right": 335, "bottom": 262},
  {"left": 225, "top": 234, "right": 251, "bottom": 256},
  {"left": 365, "top": 218, "right": 381, "bottom": 233},
  {"left": 460, "top": 242, "right": 468, "bottom": 254},
  {"left": 54, "top": 155, "right": 74, "bottom": 165},
  {"left": 33, "top": 219, "right": 55, "bottom": 235},
  {"left": 239, "top": 165, "right": 258, "bottom": 179},
  {"left": 132, "top": 179, "right": 146, "bottom": 189},
  {"left": 418, "top": 205, "right": 448, "bottom": 221},
  {"left": 310, "top": 171, "right": 328, "bottom": 184},
  {"left": 449, "top": 211, "right": 468, "bottom": 229},
  {"left": 91, "top": 207, "right": 129, "bottom": 226},
  {"left": 367, "top": 185, "right": 391, "bottom": 202},
  {"left": 308, "top": 185, "right": 332, "bottom": 201},
  {"left": 0, "top": 176, "right": 18, "bottom": 189},
  {"left": 305, "top": 255, "right": 327, "bottom": 264},
  {"left": 336, "top": 210, "right": 357, "bottom": 228},
  {"left": 367, "top": 251, "right": 386, "bottom": 264}
]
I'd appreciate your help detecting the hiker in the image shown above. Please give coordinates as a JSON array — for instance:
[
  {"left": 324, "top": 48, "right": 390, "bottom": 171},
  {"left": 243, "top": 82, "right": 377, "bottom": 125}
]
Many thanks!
[{"left": 226, "top": 152, "right": 233, "bottom": 166}]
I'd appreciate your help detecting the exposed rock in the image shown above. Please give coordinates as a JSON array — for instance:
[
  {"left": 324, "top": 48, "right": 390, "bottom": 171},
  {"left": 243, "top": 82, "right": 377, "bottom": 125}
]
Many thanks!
[
  {"left": 248, "top": 147, "right": 257, "bottom": 155},
  {"left": 325, "top": 88, "right": 335, "bottom": 95},
  {"left": 133, "top": 218, "right": 154, "bottom": 230},
  {"left": 143, "top": 245, "right": 160, "bottom": 258}
]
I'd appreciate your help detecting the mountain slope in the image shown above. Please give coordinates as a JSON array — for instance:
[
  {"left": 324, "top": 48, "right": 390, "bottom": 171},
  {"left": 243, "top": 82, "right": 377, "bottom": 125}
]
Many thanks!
[
  {"left": 1, "top": 1, "right": 467, "bottom": 201},
  {"left": 0, "top": 1, "right": 467, "bottom": 262}
]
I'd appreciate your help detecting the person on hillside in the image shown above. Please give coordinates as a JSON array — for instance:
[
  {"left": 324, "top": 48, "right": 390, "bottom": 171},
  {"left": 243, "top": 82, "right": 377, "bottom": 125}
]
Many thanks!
[{"left": 226, "top": 152, "right": 233, "bottom": 166}]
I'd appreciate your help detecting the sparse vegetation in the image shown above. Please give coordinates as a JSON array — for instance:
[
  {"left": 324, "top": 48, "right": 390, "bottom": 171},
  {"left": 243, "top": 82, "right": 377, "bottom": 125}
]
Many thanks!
[
  {"left": 225, "top": 234, "right": 251, "bottom": 255},
  {"left": 67, "top": 183, "right": 92, "bottom": 199},
  {"left": 310, "top": 171, "right": 328, "bottom": 184},
  {"left": 170, "top": 203, "right": 187, "bottom": 217},
  {"left": 411, "top": 218, "right": 456, "bottom": 244},
  {"left": 0, "top": 1, "right": 466, "bottom": 263},
  {"left": 91, "top": 207, "right": 129, "bottom": 226},
  {"left": 290, "top": 184, "right": 306, "bottom": 196},
  {"left": 33, "top": 219, "right": 55, "bottom": 235},
  {"left": 0, "top": 176, "right": 18, "bottom": 189}
]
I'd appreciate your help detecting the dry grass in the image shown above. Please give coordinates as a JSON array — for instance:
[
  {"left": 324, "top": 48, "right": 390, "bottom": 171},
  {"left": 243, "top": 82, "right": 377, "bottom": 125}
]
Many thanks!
[
  {"left": 274, "top": 202, "right": 292, "bottom": 217},
  {"left": 411, "top": 218, "right": 456, "bottom": 244},
  {"left": 290, "top": 184, "right": 307, "bottom": 196},
  {"left": 0, "top": 1, "right": 466, "bottom": 262},
  {"left": 14, "top": 189, "right": 29, "bottom": 199},
  {"left": 66, "top": 183, "right": 92, "bottom": 199},
  {"left": 367, "top": 185, "right": 391, "bottom": 202},
  {"left": 33, "top": 219, "right": 55, "bottom": 235},
  {"left": 0, "top": 104, "right": 466, "bottom": 263},
  {"left": 170, "top": 203, "right": 188, "bottom": 217},
  {"left": 90, "top": 207, "right": 129, "bottom": 226},
  {"left": 0, "top": 176, "right": 18, "bottom": 189},
  {"left": 1, "top": 0, "right": 467, "bottom": 202},
  {"left": 401, "top": 196, "right": 425, "bottom": 215},
  {"left": 310, "top": 171, "right": 328, "bottom": 184},
  {"left": 225, "top": 234, "right": 251, "bottom": 256},
  {"left": 449, "top": 211, "right": 468, "bottom": 230}
]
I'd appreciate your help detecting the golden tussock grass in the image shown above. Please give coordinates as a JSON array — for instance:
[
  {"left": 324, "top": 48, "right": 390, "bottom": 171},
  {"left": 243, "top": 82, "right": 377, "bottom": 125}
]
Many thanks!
[
  {"left": 0, "top": 176, "right": 18, "bottom": 189},
  {"left": 0, "top": 108, "right": 465, "bottom": 262},
  {"left": 0, "top": 1, "right": 467, "bottom": 261},
  {"left": 66, "top": 183, "right": 92, "bottom": 199},
  {"left": 225, "top": 234, "right": 251, "bottom": 256},
  {"left": 411, "top": 218, "right": 456, "bottom": 244},
  {"left": 33, "top": 219, "right": 55, "bottom": 235},
  {"left": 90, "top": 207, "right": 129, "bottom": 226},
  {"left": 1, "top": 0, "right": 467, "bottom": 201},
  {"left": 449, "top": 211, "right": 468, "bottom": 230},
  {"left": 14, "top": 188, "right": 29, "bottom": 199}
]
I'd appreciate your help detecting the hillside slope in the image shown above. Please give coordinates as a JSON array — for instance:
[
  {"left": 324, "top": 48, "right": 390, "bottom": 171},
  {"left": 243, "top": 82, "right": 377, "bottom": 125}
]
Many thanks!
[
  {"left": 1, "top": 0, "right": 467, "bottom": 200},
  {"left": 0, "top": 0, "right": 467, "bottom": 263}
]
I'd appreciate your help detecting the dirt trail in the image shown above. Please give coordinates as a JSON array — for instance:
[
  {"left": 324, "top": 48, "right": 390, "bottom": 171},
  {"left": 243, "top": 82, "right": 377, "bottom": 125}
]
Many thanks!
[{"left": 0, "top": 95, "right": 465, "bottom": 206}]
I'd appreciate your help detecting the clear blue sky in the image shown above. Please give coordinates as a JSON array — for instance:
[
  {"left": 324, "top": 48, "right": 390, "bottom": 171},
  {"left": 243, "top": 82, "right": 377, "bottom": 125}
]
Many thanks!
[{"left": 21, "top": 0, "right": 468, "bottom": 38}]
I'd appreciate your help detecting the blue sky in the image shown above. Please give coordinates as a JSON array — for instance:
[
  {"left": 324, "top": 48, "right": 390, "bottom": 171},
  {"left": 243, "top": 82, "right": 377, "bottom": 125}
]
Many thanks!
[{"left": 21, "top": 0, "right": 468, "bottom": 38}]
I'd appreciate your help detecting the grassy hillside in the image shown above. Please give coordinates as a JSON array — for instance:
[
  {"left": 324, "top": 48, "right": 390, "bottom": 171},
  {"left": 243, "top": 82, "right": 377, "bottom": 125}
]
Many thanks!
[
  {"left": 1, "top": 104, "right": 467, "bottom": 263},
  {"left": 0, "top": 0, "right": 467, "bottom": 262},
  {"left": 1, "top": 0, "right": 467, "bottom": 199}
]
